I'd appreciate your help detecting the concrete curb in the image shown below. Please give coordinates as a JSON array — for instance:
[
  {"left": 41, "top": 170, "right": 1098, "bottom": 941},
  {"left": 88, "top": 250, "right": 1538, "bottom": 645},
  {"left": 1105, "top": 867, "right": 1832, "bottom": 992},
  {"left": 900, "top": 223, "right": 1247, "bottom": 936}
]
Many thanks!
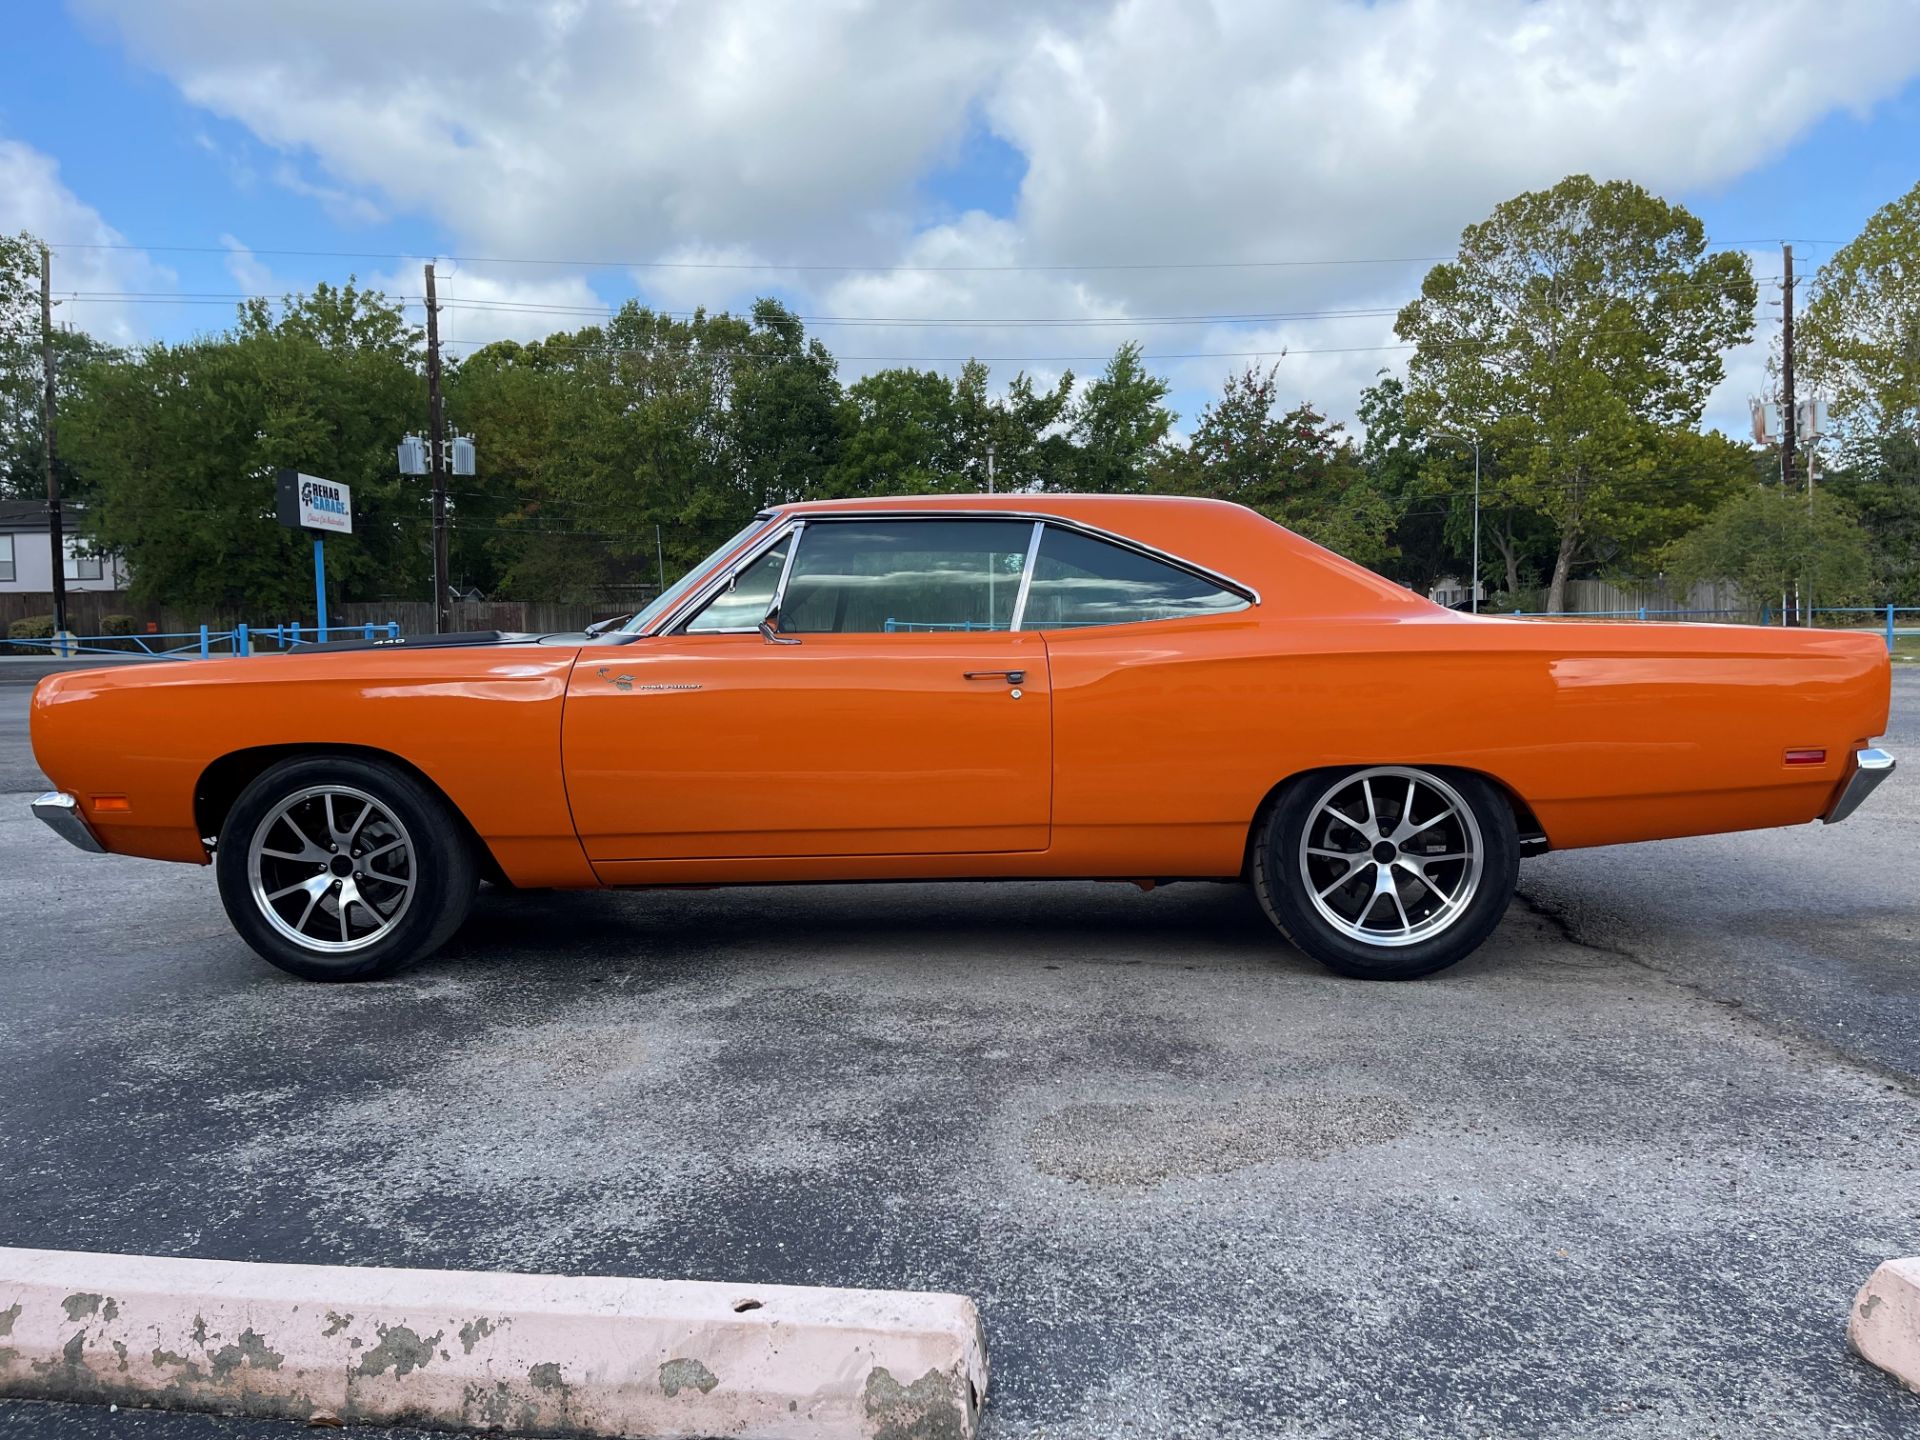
[
  {"left": 0, "top": 1247, "right": 987, "bottom": 1438},
  {"left": 1850, "top": 1257, "right": 1920, "bottom": 1394}
]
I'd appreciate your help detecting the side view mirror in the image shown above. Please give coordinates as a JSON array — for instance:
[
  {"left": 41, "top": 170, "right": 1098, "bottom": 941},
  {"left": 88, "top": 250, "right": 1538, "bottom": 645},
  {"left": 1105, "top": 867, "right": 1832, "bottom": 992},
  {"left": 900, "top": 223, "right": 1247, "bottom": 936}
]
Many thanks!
[{"left": 759, "top": 599, "right": 800, "bottom": 646}]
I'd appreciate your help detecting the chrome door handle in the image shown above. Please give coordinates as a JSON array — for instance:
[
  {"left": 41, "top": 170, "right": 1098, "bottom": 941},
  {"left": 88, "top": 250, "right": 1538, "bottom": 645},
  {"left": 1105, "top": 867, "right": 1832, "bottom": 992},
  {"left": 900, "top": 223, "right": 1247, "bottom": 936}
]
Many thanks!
[{"left": 963, "top": 670, "right": 1025, "bottom": 685}]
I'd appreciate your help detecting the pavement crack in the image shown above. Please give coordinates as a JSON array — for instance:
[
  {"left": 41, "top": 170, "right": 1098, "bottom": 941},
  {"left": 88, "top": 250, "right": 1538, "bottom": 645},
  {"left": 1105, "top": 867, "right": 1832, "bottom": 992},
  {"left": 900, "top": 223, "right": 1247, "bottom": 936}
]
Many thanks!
[
  {"left": 1515, "top": 886, "right": 1920, "bottom": 1098},
  {"left": 1512, "top": 888, "right": 1635, "bottom": 961}
]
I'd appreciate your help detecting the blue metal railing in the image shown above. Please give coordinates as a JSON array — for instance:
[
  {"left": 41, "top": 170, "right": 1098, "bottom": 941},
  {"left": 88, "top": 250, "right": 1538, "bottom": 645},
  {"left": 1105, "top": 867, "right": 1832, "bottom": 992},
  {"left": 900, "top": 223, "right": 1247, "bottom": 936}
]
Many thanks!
[
  {"left": 11, "top": 621, "right": 402, "bottom": 661},
  {"left": 880, "top": 618, "right": 1001, "bottom": 633},
  {"left": 1510, "top": 606, "right": 1751, "bottom": 621},
  {"left": 1508, "top": 603, "right": 1917, "bottom": 654}
]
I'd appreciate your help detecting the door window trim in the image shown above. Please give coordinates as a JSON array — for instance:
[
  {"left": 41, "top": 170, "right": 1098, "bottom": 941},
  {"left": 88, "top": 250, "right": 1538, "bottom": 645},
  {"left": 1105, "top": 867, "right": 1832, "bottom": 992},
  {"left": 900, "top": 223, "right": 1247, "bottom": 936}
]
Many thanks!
[
  {"left": 651, "top": 510, "right": 1260, "bottom": 637},
  {"left": 664, "top": 517, "right": 796, "bottom": 635}
]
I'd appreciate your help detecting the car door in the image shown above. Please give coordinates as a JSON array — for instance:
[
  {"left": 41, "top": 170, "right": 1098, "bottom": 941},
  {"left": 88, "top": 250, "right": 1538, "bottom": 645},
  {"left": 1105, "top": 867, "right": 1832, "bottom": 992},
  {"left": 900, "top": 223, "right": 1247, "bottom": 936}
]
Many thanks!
[{"left": 563, "top": 516, "right": 1051, "bottom": 862}]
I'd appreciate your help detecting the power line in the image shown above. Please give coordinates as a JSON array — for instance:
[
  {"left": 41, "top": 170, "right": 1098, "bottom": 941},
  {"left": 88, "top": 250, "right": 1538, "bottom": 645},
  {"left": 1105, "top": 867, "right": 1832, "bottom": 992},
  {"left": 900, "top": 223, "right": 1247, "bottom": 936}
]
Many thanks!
[
  {"left": 39, "top": 238, "right": 1837, "bottom": 274},
  {"left": 50, "top": 272, "right": 1787, "bottom": 324},
  {"left": 42, "top": 275, "right": 1785, "bottom": 370},
  {"left": 46, "top": 292, "right": 1411, "bottom": 325}
]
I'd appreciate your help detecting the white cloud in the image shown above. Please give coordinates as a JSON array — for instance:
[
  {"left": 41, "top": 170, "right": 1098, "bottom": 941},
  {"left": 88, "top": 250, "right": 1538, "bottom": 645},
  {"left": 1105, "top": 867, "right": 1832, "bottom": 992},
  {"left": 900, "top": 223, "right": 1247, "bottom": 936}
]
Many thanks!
[
  {"left": 269, "top": 161, "right": 384, "bottom": 227},
  {"left": 0, "top": 138, "right": 171, "bottom": 346},
  {"left": 219, "top": 233, "right": 274, "bottom": 295},
  {"left": 70, "top": 0, "right": 1920, "bottom": 423}
]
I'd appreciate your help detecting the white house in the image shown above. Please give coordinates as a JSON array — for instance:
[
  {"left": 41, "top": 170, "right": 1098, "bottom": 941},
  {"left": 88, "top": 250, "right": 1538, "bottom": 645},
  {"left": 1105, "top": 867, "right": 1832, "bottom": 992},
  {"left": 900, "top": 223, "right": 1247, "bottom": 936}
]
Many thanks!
[
  {"left": 1427, "top": 574, "right": 1485, "bottom": 609},
  {"left": 0, "top": 501, "right": 128, "bottom": 594}
]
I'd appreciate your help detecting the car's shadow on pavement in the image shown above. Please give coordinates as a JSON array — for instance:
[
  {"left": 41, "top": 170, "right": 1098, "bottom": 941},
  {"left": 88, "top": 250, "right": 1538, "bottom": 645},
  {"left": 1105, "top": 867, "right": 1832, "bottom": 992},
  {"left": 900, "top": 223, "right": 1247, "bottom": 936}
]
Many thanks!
[
  {"left": 415, "top": 875, "right": 1569, "bottom": 993},
  {"left": 434, "top": 876, "right": 1304, "bottom": 979}
]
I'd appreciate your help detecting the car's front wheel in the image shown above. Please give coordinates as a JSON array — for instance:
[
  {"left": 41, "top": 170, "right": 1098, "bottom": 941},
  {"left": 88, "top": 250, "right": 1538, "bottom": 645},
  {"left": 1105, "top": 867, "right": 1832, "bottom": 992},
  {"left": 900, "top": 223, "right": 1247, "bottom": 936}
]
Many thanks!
[
  {"left": 1253, "top": 765, "right": 1519, "bottom": 980},
  {"left": 214, "top": 755, "right": 477, "bottom": 981}
]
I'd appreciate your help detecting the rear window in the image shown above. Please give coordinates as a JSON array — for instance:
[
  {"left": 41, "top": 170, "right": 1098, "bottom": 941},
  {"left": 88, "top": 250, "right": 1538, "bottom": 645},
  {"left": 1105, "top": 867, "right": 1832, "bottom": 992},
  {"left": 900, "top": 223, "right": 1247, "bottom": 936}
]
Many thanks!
[{"left": 1023, "top": 527, "right": 1246, "bottom": 629}]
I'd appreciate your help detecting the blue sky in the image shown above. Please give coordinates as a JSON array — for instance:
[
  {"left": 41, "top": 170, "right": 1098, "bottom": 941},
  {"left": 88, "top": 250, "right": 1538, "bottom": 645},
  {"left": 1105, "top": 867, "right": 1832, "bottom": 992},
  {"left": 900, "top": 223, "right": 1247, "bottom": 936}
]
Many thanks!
[{"left": 6, "top": 1, "right": 1919, "bottom": 440}]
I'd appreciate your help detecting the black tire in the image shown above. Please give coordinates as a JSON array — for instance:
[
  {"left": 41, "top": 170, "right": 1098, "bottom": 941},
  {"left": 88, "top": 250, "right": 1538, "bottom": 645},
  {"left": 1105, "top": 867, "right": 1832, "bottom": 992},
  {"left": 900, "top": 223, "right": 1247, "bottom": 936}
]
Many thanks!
[
  {"left": 1253, "top": 765, "right": 1519, "bottom": 981},
  {"left": 214, "top": 754, "right": 478, "bottom": 982}
]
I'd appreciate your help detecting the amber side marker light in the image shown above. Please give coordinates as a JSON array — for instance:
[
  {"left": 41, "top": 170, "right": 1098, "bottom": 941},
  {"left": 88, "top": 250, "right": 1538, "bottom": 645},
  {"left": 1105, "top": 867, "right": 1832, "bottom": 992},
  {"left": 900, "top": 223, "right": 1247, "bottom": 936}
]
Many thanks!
[
  {"left": 1784, "top": 749, "right": 1827, "bottom": 767},
  {"left": 89, "top": 795, "right": 131, "bottom": 813}
]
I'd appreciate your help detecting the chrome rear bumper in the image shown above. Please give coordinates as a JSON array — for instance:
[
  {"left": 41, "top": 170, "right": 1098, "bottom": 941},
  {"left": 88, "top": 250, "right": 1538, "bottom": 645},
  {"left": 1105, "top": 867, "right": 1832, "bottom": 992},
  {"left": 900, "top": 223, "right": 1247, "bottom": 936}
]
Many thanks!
[
  {"left": 1823, "top": 748, "right": 1896, "bottom": 825},
  {"left": 31, "top": 791, "right": 105, "bottom": 853}
]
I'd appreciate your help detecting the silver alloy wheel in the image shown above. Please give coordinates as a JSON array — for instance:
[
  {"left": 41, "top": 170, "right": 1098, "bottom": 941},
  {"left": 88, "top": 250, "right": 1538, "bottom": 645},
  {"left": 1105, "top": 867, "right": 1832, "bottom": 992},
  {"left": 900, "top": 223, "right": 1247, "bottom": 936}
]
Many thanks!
[
  {"left": 1297, "top": 767, "right": 1484, "bottom": 948},
  {"left": 247, "top": 784, "right": 416, "bottom": 954}
]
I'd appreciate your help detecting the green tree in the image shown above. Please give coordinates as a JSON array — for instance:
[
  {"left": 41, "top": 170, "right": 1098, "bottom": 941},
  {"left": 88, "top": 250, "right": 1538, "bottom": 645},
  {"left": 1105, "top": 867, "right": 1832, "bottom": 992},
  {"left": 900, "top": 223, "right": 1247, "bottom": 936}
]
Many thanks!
[
  {"left": 954, "top": 359, "right": 1075, "bottom": 492},
  {"left": 1797, "top": 180, "right": 1920, "bottom": 604},
  {"left": 1396, "top": 175, "right": 1755, "bottom": 611},
  {"left": 828, "top": 368, "right": 962, "bottom": 497},
  {"left": 1357, "top": 373, "right": 1460, "bottom": 594},
  {"left": 63, "top": 283, "right": 425, "bottom": 614},
  {"left": 441, "top": 336, "right": 602, "bottom": 603},
  {"left": 0, "top": 234, "right": 120, "bottom": 502},
  {"left": 1799, "top": 179, "right": 1920, "bottom": 457},
  {"left": 1824, "top": 431, "right": 1920, "bottom": 605},
  {"left": 0, "top": 232, "right": 42, "bottom": 499},
  {"left": 1059, "top": 342, "right": 1175, "bottom": 492},
  {"left": 728, "top": 298, "right": 846, "bottom": 510},
  {"left": 1158, "top": 364, "right": 1395, "bottom": 566},
  {"left": 449, "top": 299, "right": 849, "bottom": 598},
  {"left": 1661, "top": 485, "right": 1873, "bottom": 611}
]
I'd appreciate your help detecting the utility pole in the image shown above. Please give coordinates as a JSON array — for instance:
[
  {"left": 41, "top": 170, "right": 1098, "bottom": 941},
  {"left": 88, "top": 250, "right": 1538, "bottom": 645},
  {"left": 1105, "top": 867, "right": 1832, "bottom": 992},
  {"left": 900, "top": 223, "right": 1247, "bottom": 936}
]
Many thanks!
[
  {"left": 1432, "top": 431, "right": 1481, "bottom": 613},
  {"left": 40, "top": 244, "right": 68, "bottom": 640},
  {"left": 424, "top": 263, "right": 450, "bottom": 634},
  {"left": 1780, "top": 244, "right": 1797, "bottom": 489}
]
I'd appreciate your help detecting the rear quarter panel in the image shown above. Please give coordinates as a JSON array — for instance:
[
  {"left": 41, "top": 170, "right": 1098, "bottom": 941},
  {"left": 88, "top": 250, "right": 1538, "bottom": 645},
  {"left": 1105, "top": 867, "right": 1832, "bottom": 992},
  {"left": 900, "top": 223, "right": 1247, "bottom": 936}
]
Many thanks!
[
  {"left": 30, "top": 649, "right": 595, "bottom": 886},
  {"left": 1043, "top": 612, "right": 1890, "bottom": 872}
]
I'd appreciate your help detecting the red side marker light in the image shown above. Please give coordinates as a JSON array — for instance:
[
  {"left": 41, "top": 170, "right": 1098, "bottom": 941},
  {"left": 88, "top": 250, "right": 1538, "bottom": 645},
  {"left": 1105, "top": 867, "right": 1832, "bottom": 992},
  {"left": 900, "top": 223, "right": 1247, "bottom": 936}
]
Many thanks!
[{"left": 1784, "top": 749, "right": 1826, "bottom": 767}]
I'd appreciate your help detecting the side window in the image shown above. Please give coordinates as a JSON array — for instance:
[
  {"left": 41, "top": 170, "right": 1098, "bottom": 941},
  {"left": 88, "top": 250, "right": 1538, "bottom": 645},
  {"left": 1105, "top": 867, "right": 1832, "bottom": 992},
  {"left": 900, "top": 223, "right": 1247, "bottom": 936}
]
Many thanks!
[
  {"left": 684, "top": 536, "right": 791, "bottom": 633},
  {"left": 779, "top": 520, "right": 1034, "bottom": 634},
  {"left": 0, "top": 534, "right": 14, "bottom": 583},
  {"left": 1024, "top": 526, "right": 1246, "bottom": 629}
]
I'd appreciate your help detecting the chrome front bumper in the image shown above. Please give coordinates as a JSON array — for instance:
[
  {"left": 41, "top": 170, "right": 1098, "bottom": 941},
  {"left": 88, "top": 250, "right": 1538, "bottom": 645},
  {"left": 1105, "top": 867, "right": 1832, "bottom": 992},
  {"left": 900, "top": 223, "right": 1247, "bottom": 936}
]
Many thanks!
[
  {"left": 1823, "top": 748, "right": 1896, "bottom": 825},
  {"left": 31, "top": 791, "right": 105, "bottom": 853}
]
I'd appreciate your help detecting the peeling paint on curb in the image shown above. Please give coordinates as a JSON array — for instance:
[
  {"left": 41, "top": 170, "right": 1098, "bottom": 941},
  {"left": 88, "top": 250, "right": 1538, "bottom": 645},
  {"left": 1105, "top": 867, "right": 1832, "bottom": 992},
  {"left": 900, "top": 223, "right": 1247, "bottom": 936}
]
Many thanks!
[{"left": 0, "top": 1246, "right": 988, "bottom": 1438}]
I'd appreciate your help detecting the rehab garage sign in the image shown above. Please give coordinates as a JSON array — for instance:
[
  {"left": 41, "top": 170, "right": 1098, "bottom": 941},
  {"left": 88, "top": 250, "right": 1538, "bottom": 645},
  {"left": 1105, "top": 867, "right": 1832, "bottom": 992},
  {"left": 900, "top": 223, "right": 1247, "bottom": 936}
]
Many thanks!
[{"left": 276, "top": 470, "right": 354, "bottom": 535}]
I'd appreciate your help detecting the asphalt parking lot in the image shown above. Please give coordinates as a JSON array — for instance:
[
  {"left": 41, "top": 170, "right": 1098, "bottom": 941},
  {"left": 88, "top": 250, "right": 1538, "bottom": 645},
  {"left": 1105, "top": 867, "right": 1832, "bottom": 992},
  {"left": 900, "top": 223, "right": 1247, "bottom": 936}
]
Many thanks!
[{"left": 1, "top": 656, "right": 1916, "bottom": 1439}]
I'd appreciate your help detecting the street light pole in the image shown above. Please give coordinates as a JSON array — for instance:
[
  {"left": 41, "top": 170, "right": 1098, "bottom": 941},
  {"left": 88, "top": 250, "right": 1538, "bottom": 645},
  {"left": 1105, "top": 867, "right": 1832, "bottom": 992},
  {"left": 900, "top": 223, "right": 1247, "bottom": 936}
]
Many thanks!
[{"left": 1432, "top": 431, "right": 1481, "bottom": 613}]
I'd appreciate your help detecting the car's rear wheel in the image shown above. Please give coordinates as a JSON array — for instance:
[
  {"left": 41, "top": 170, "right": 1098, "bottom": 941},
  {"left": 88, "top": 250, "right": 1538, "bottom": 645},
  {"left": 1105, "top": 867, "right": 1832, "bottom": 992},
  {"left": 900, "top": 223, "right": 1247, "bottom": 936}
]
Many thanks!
[
  {"left": 1253, "top": 765, "right": 1518, "bottom": 980},
  {"left": 214, "top": 755, "right": 477, "bottom": 981}
]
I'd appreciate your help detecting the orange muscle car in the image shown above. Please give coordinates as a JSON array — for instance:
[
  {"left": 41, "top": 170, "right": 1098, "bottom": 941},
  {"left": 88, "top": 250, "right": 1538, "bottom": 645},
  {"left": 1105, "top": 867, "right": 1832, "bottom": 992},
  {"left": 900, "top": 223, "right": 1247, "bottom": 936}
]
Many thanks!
[{"left": 30, "top": 495, "right": 1896, "bottom": 982}]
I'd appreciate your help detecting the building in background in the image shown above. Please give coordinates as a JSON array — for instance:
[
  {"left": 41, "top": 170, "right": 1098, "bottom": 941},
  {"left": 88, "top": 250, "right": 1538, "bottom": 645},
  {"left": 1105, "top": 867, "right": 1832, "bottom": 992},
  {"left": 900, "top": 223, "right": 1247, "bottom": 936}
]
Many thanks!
[
  {"left": 1427, "top": 575, "right": 1485, "bottom": 610},
  {"left": 0, "top": 501, "right": 127, "bottom": 595}
]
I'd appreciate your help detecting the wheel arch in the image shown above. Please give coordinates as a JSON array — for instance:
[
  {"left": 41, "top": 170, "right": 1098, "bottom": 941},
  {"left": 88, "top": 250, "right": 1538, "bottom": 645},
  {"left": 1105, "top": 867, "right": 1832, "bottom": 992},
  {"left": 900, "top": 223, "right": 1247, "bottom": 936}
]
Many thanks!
[
  {"left": 1241, "top": 764, "right": 1549, "bottom": 878},
  {"left": 195, "top": 743, "right": 508, "bottom": 886}
]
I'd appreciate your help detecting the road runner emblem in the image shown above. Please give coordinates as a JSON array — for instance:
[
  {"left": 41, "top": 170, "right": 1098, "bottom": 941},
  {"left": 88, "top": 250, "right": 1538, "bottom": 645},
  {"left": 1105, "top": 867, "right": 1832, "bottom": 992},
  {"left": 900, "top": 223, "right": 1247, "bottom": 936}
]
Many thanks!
[{"left": 597, "top": 668, "right": 699, "bottom": 694}]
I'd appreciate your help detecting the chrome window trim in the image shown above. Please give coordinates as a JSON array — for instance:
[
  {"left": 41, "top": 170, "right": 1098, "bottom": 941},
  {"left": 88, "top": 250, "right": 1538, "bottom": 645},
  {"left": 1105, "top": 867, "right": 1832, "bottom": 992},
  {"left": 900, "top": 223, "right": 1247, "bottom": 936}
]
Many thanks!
[
  {"left": 648, "top": 508, "right": 1260, "bottom": 638},
  {"left": 769, "top": 520, "right": 805, "bottom": 620},
  {"left": 1009, "top": 521, "right": 1045, "bottom": 632},
  {"left": 653, "top": 515, "right": 794, "bottom": 636}
]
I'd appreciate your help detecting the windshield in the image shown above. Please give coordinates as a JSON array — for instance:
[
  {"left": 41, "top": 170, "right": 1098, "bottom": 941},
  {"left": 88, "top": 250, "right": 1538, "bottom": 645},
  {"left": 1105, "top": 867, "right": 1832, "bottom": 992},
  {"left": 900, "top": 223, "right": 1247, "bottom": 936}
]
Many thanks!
[{"left": 622, "top": 517, "right": 772, "bottom": 633}]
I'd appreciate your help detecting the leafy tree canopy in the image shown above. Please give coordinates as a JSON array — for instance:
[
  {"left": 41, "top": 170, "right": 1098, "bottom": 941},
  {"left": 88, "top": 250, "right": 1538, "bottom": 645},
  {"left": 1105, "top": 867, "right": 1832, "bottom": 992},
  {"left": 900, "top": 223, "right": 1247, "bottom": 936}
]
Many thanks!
[
  {"left": 1661, "top": 485, "right": 1873, "bottom": 610},
  {"left": 62, "top": 281, "right": 424, "bottom": 612},
  {"left": 1396, "top": 175, "right": 1755, "bottom": 610},
  {"left": 1800, "top": 179, "right": 1920, "bottom": 457}
]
